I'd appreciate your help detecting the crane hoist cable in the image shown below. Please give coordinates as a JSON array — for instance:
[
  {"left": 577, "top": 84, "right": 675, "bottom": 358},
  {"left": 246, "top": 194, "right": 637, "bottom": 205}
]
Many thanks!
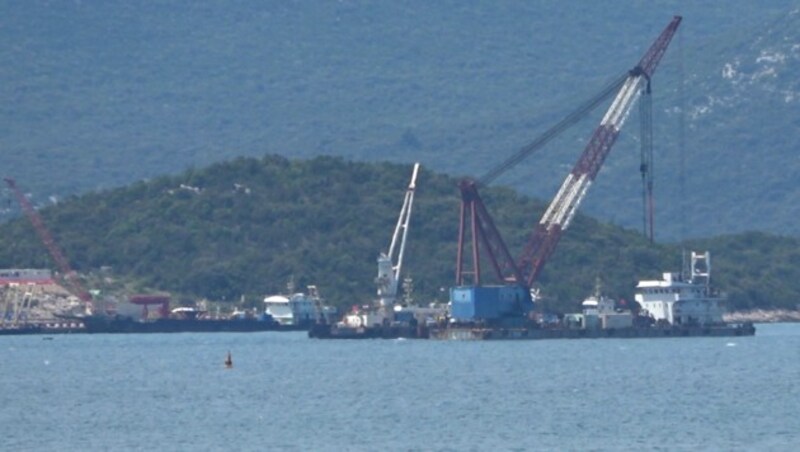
[
  {"left": 456, "top": 16, "right": 682, "bottom": 289},
  {"left": 456, "top": 73, "right": 628, "bottom": 284},
  {"left": 639, "top": 81, "right": 654, "bottom": 243},
  {"left": 517, "top": 16, "right": 682, "bottom": 287},
  {"left": 478, "top": 72, "right": 628, "bottom": 187}
]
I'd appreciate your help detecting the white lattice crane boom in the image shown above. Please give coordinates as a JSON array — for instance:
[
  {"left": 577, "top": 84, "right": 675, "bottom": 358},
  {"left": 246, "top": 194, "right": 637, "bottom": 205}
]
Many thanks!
[{"left": 376, "top": 163, "right": 420, "bottom": 312}]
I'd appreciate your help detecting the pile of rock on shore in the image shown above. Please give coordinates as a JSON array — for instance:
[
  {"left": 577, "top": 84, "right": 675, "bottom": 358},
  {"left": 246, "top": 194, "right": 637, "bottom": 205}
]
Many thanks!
[{"left": 724, "top": 309, "right": 800, "bottom": 323}]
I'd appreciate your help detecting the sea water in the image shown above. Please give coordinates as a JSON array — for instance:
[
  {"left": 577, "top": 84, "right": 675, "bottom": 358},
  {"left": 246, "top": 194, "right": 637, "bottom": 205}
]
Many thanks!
[{"left": 1, "top": 323, "right": 798, "bottom": 451}]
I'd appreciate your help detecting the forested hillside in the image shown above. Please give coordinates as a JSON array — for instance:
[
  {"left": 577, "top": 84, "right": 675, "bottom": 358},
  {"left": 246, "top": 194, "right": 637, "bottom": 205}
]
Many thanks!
[
  {"left": 0, "top": 156, "right": 798, "bottom": 313},
  {"left": 1, "top": 1, "right": 799, "bottom": 240}
]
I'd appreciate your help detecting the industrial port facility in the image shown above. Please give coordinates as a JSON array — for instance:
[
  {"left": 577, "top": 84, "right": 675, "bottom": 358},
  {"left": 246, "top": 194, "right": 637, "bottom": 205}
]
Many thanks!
[
  {"left": 312, "top": 16, "right": 753, "bottom": 341},
  {"left": 3, "top": 16, "right": 754, "bottom": 340}
]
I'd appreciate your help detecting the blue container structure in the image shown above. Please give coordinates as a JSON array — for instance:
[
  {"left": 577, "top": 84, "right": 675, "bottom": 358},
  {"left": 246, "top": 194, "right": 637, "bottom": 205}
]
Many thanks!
[{"left": 450, "top": 285, "right": 533, "bottom": 322}]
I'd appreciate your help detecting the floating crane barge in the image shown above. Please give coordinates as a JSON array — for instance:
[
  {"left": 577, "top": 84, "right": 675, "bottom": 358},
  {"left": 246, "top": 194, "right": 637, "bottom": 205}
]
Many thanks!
[
  {"left": 312, "top": 16, "right": 754, "bottom": 341},
  {"left": 431, "top": 251, "right": 755, "bottom": 340},
  {"left": 432, "top": 16, "right": 753, "bottom": 341}
]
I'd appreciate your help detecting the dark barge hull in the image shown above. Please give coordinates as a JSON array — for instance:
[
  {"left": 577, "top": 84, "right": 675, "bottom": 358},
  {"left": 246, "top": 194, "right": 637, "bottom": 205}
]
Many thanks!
[
  {"left": 309, "top": 322, "right": 756, "bottom": 340},
  {"left": 429, "top": 323, "right": 756, "bottom": 340},
  {"left": 309, "top": 323, "right": 428, "bottom": 339},
  {"left": 1, "top": 322, "right": 86, "bottom": 336},
  {"left": 0, "top": 325, "right": 49, "bottom": 336},
  {"left": 79, "top": 315, "right": 311, "bottom": 334}
]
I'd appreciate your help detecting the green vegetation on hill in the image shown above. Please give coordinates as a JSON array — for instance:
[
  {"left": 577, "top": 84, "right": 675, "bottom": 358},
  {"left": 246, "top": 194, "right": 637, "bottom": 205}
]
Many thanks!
[
  {"left": 1, "top": 156, "right": 799, "bottom": 313},
  {"left": 2, "top": 1, "right": 799, "bottom": 241}
]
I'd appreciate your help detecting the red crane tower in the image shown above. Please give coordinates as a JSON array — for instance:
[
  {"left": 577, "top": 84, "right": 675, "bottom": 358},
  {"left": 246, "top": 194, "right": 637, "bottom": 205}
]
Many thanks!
[
  {"left": 453, "top": 17, "right": 682, "bottom": 322},
  {"left": 3, "top": 178, "right": 93, "bottom": 309}
]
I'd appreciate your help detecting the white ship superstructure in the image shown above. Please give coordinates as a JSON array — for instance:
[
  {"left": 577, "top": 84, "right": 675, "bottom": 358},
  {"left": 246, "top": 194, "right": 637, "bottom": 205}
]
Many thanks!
[
  {"left": 264, "top": 285, "right": 324, "bottom": 326},
  {"left": 635, "top": 252, "right": 724, "bottom": 326},
  {"left": 581, "top": 283, "right": 633, "bottom": 330}
]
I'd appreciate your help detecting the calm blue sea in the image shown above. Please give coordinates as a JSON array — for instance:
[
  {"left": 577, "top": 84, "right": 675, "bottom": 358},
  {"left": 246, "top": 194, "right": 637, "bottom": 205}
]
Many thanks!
[{"left": 2, "top": 323, "right": 799, "bottom": 451}]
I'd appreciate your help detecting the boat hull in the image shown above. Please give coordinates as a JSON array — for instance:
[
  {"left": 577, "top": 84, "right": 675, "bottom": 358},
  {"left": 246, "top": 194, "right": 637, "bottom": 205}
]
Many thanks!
[
  {"left": 79, "top": 315, "right": 307, "bottom": 334},
  {"left": 0, "top": 321, "right": 85, "bottom": 335},
  {"left": 309, "top": 321, "right": 756, "bottom": 340},
  {"left": 0, "top": 325, "right": 45, "bottom": 335},
  {"left": 308, "top": 323, "right": 428, "bottom": 339},
  {"left": 429, "top": 323, "right": 756, "bottom": 340}
]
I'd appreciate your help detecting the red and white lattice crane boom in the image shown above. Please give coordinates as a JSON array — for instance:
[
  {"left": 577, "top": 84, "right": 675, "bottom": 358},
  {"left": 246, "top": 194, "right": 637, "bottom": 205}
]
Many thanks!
[
  {"left": 3, "top": 178, "right": 93, "bottom": 307},
  {"left": 517, "top": 16, "right": 681, "bottom": 287},
  {"left": 455, "top": 16, "right": 681, "bottom": 293}
]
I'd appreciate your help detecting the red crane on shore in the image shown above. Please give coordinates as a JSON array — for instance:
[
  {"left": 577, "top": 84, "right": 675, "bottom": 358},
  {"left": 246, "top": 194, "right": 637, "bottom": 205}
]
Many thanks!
[
  {"left": 455, "top": 17, "right": 682, "bottom": 299},
  {"left": 3, "top": 178, "right": 93, "bottom": 310}
]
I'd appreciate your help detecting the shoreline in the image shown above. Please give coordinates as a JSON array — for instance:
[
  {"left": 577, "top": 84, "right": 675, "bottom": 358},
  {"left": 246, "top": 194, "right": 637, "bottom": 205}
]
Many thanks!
[{"left": 724, "top": 309, "right": 800, "bottom": 323}]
